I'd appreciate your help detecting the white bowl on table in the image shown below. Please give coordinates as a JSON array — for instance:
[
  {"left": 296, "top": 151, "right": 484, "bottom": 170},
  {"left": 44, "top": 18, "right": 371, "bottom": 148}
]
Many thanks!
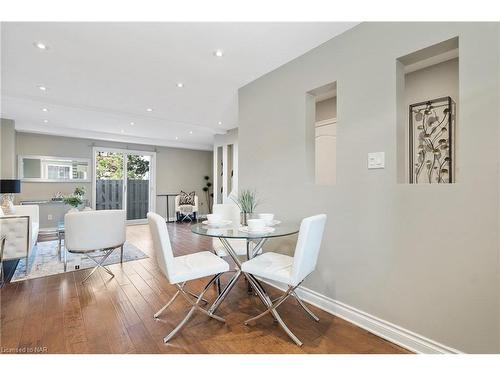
[
  {"left": 207, "top": 214, "right": 222, "bottom": 224},
  {"left": 258, "top": 213, "right": 274, "bottom": 225},
  {"left": 247, "top": 218, "right": 266, "bottom": 232}
]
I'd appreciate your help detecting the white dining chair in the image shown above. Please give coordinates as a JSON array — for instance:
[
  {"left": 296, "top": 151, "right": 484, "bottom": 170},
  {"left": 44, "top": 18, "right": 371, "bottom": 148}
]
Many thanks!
[
  {"left": 64, "top": 209, "right": 126, "bottom": 283},
  {"left": 211, "top": 203, "right": 247, "bottom": 257},
  {"left": 241, "top": 214, "right": 327, "bottom": 346},
  {"left": 147, "top": 212, "right": 230, "bottom": 343}
]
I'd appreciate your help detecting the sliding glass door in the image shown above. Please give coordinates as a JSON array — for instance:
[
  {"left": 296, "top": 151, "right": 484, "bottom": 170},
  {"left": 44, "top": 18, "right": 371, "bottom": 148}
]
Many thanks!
[{"left": 93, "top": 148, "right": 155, "bottom": 223}]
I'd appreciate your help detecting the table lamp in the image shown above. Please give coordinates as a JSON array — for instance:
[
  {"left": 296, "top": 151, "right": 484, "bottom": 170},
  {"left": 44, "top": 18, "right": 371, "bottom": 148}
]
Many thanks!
[{"left": 0, "top": 179, "right": 21, "bottom": 214}]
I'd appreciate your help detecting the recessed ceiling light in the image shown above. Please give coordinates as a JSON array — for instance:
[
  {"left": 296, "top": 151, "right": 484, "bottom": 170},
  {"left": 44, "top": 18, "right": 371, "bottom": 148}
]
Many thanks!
[
  {"left": 130, "top": 122, "right": 135, "bottom": 126},
  {"left": 120, "top": 129, "right": 125, "bottom": 134},
  {"left": 34, "top": 42, "right": 49, "bottom": 50},
  {"left": 146, "top": 108, "right": 153, "bottom": 112},
  {"left": 42, "top": 108, "right": 48, "bottom": 112},
  {"left": 213, "top": 49, "right": 224, "bottom": 57},
  {"left": 189, "top": 131, "right": 193, "bottom": 134},
  {"left": 43, "top": 119, "right": 49, "bottom": 123},
  {"left": 38, "top": 85, "right": 47, "bottom": 91},
  {"left": 175, "top": 136, "right": 179, "bottom": 140},
  {"left": 176, "top": 82, "right": 184, "bottom": 88},
  {"left": 218, "top": 121, "right": 222, "bottom": 125}
]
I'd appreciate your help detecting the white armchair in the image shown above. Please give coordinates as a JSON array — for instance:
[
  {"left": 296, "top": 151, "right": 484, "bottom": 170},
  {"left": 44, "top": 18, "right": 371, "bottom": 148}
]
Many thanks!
[
  {"left": 0, "top": 205, "right": 39, "bottom": 273},
  {"left": 65, "top": 209, "right": 126, "bottom": 283},
  {"left": 175, "top": 195, "right": 199, "bottom": 222}
]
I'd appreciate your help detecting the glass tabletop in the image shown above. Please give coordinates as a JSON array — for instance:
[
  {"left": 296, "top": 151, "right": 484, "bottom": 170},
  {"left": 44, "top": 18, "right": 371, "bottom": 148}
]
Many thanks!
[{"left": 191, "top": 222, "right": 300, "bottom": 239}]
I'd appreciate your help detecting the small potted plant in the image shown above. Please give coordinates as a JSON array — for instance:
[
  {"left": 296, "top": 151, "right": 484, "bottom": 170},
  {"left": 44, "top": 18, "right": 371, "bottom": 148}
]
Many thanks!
[
  {"left": 63, "top": 186, "right": 86, "bottom": 212},
  {"left": 232, "top": 189, "right": 258, "bottom": 226}
]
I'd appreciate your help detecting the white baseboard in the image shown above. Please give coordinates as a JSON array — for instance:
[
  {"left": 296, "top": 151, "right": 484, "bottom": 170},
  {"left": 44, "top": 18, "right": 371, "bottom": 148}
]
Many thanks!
[{"left": 258, "top": 278, "right": 462, "bottom": 354}]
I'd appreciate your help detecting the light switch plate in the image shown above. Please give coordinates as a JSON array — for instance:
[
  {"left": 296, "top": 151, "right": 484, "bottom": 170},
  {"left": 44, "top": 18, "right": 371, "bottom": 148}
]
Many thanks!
[{"left": 368, "top": 152, "right": 385, "bottom": 169}]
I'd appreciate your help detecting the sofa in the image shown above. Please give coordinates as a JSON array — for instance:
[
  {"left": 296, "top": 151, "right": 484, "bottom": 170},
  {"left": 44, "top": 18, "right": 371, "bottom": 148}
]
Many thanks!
[{"left": 0, "top": 205, "right": 39, "bottom": 269}]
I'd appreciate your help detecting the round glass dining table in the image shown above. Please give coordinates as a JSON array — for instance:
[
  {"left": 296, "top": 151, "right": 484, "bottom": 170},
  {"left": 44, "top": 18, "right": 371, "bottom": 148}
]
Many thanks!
[
  {"left": 191, "top": 222, "right": 300, "bottom": 240},
  {"left": 190, "top": 221, "right": 300, "bottom": 316}
]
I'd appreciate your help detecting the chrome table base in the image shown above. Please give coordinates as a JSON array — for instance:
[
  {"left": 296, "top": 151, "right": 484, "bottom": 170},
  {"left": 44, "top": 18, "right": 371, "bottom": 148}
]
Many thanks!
[{"left": 206, "top": 236, "right": 317, "bottom": 347}]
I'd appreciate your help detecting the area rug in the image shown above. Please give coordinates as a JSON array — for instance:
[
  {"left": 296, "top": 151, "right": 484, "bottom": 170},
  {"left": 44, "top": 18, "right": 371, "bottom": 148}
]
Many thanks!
[{"left": 11, "top": 240, "right": 148, "bottom": 282}]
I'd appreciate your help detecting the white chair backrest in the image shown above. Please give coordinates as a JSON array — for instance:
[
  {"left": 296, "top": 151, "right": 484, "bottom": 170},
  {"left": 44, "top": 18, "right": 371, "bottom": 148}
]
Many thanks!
[
  {"left": 213, "top": 203, "right": 240, "bottom": 226},
  {"left": 147, "top": 212, "right": 175, "bottom": 282},
  {"left": 64, "top": 209, "right": 126, "bottom": 251},
  {"left": 290, "top": 214, "right": 327, "bottom": 286}
]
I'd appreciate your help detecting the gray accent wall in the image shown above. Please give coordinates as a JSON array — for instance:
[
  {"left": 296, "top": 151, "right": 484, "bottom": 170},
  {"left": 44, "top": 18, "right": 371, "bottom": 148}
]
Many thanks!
[
  {"left": 14, "top": 132, "right": 213, "bottom": 221},
  {"left": 238, "top": 23, "right": 500, "bottom": 353},
  {"left": 1, "top": 118, "right": 16, "bottom": 178}
]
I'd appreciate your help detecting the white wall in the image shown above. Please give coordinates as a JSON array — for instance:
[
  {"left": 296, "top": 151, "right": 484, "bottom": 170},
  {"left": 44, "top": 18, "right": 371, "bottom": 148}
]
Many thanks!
[{"left": 238, "top": 23, "right": 500, "bottom": 353}]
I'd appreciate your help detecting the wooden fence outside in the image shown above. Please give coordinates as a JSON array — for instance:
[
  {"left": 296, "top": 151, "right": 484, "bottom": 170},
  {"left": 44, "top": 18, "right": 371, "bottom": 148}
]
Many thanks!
[{"left": 96, "top": 179, "right": 149, "bottom": 220}]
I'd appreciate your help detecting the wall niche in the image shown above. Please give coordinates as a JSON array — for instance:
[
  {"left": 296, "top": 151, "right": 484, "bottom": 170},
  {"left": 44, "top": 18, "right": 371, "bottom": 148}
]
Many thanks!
[
  {"left": 396, "top": 37, "right": 459, "bottom": 184},
  {"left": 307, "top": 81, "right": 337, "bottom": 186}
]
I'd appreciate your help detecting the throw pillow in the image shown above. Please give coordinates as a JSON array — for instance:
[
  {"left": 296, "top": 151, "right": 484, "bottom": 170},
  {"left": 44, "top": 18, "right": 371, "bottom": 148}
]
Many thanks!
[{"left": 179, "top": 191, "right": 195, "bottom": 205}]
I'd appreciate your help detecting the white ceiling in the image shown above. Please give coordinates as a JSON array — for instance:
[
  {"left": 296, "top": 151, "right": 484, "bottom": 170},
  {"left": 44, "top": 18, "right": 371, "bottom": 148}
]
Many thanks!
[{"left": 1, "top": 22, "right": 358, "bottom": 150}]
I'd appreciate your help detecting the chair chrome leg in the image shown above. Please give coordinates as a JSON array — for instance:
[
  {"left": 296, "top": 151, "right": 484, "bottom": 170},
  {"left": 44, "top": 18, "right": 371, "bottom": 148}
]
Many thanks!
[
  {"left": 120, "top": 245, "right": 124, "bottom": 264},
  {"left": 163, "top": 306, "right": 196, "bottom": 343},
  {"left": 244, "top": 286, "right": 293, "bottom": 325},
  {"left": 0, "top": 261, "right": 4, "bottom": 287},
  {"left": 186, "top": 290, "right": 208, "bottom": 304},
  {"left": 244, "top": 276, "right": 303, "bottom": 346},
  {"left": 291, "top": 290, "right": 320, "bottom": 322},
  {"left": 208, "top": 270, "right": 242, "bottom": 315},
  {"left": 163, "top": 274, "right": 225, "bottom": 343},
  {"left": 81, "top": 248, "right": 116, "bottom": 283},
  {"left": 154, "top": 290, "right": 180, "bottom": 319},
  {"left": 216, "top": 277, "right": 222, "bottom": 295}
]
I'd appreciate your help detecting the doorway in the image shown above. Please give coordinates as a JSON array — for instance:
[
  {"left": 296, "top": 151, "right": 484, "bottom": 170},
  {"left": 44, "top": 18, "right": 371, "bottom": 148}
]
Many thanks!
[{"left": 92, "top": 147, "right": 156, "bottom": 224}]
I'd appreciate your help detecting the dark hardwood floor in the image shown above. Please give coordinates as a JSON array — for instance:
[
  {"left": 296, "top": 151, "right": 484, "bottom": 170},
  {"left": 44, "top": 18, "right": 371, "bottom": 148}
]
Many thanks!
[{"left": 0, "top": 222, "right": 410, "bottom": 354}]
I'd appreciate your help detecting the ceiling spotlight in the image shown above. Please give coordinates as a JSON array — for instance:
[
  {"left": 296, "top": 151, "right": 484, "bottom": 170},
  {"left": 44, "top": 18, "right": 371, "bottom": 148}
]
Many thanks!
[
  {"left": 176, "top": 82, "right": 184, "bottom": 88},
  {"left": 146, "top": 108, "right": 153, "bottom": 112},
  {"left": 43, "top": 120, "right": 48, "bottom": 123},
  {"left": 120, "top": 129, "right": 125, "bottom": 134},
  {"left": 34, "top": 42, "right": 49, "bottom": 50},
  {"left": 213, "top": 49, "right": 224, "bottom": 57},
  {"left": 175, "top": 136, "right": 179, "bottom": 140},
  {"left": 189, "top": 131, "right": 193, "bottom": 134},
  {"left": 218, "top": 121, "right": 222, "bottom": 125},
  {"left": 38, "top": 85, "right": 47, "bottom": 91},
  {"left": 130, "top": 122, "right": 135, "bottom": 126},
  {"left": 42, "top": 108, "right": 48, "bottom": 112}
]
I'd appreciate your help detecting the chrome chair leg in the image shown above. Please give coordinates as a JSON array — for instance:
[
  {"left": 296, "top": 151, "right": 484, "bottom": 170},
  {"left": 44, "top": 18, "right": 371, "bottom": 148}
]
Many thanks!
[
  {"left": 216, "top": 277, "right": 222, "bottom": 295},
  {"left": 244, "top": 286, "right": 294, "bottom": 324},
  {"left": 81, "top": 247, "right": 116, "bottom": 283},
  {"left": 154, "top": 290, "right": 180, "bottom": 318},
  {"left": 163, "top": 274, "right": 225, "bottom": 343},
  {"left": 208, "top": 270, "right": 242, "bottom": 315},
  {"left": 154, "top": 281, "right": 208, "bottom": 319},
  {"left": 244, "top": 275, "right": 303, "bottom": 346},
  {"left": 291, "top": 290, "right": 320, "bottom": 322},
  {"left": 120, "top": 245, "right": 124, "bottom": 264}
]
